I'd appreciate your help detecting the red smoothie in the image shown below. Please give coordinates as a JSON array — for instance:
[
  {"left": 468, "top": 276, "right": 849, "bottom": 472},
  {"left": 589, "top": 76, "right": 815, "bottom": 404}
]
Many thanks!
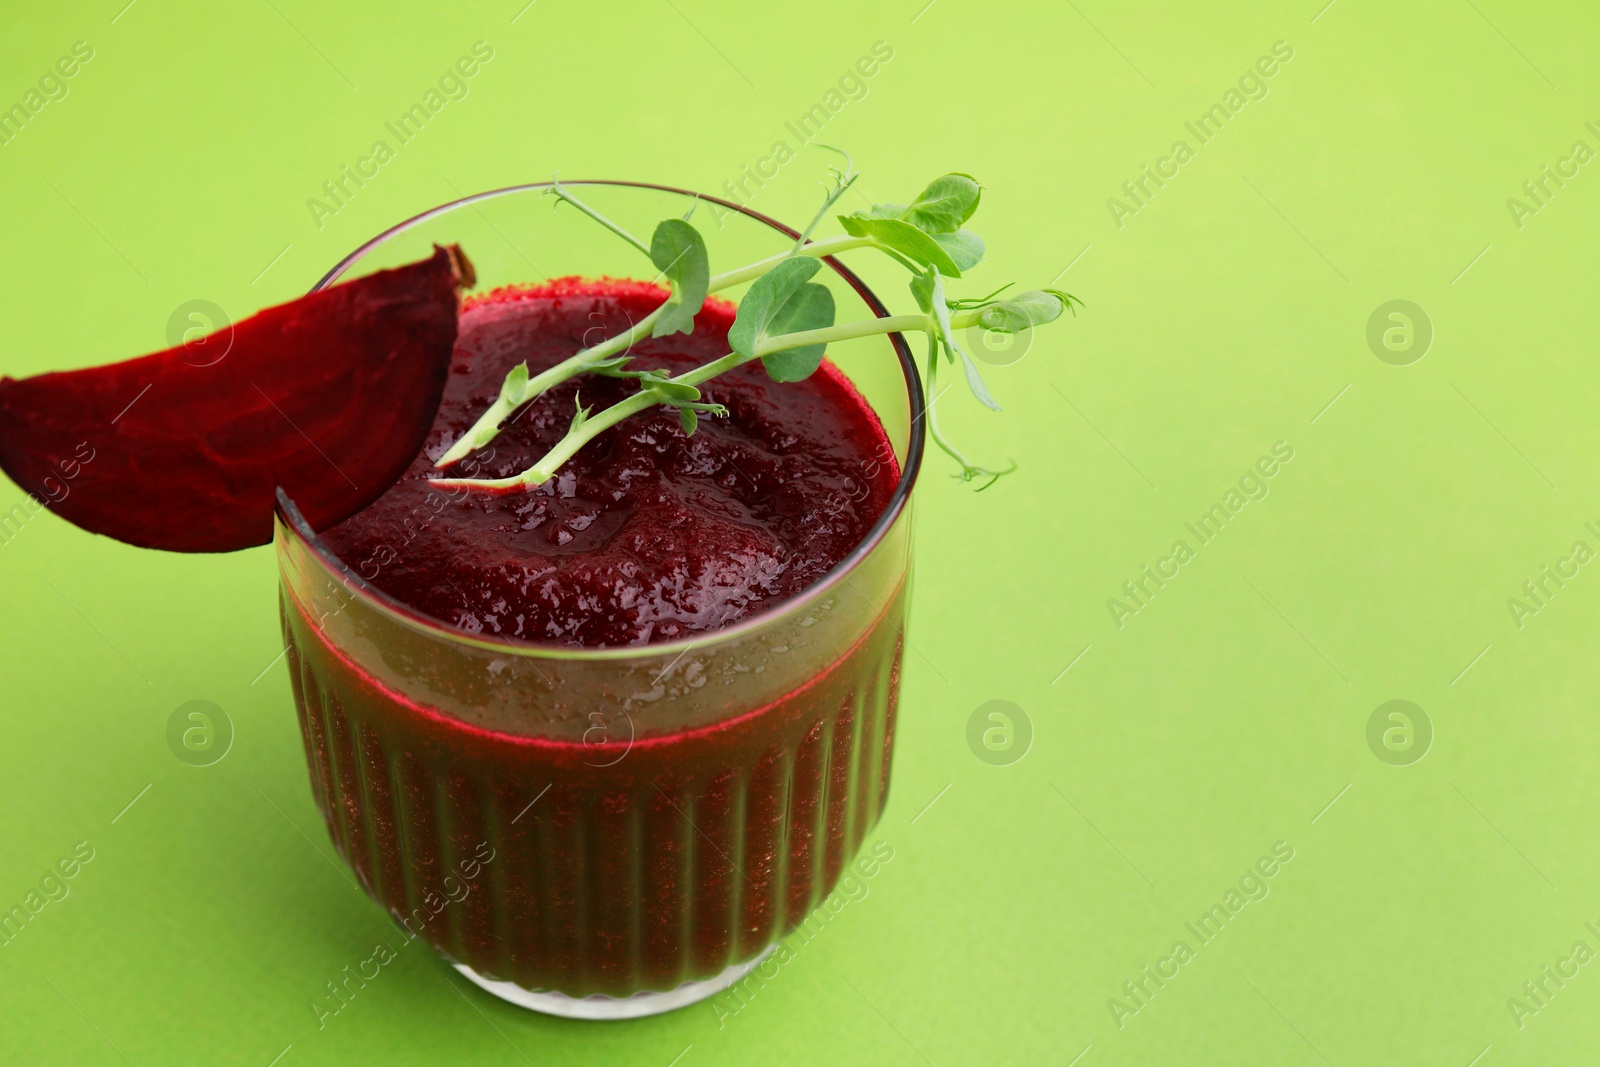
[
  {"left": 279, "top": 280, "right": 907, "bottom": 996},
  {"left": 321, "top": 278, "right": 896, "bottom": 646}
]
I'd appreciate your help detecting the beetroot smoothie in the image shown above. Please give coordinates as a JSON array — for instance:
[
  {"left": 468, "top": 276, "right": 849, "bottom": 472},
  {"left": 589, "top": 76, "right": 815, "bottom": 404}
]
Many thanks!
[
  {"left": 277, "top": 280, "right": 909, "bottom": 999},
  {"left": 323, "top": 278, "right": 897, "bottom": 647}
]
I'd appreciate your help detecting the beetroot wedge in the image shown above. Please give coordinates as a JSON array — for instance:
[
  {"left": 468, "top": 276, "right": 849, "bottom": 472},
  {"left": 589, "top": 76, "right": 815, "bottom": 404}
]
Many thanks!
[{"left": 0, "top": 245, "right": 471, "bottom": 552}]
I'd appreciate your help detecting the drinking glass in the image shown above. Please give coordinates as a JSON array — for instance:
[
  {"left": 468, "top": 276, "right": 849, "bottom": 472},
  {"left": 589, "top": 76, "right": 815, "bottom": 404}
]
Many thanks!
[{"left": 274, "top": 181, "right": 925, "bottom": 1019}]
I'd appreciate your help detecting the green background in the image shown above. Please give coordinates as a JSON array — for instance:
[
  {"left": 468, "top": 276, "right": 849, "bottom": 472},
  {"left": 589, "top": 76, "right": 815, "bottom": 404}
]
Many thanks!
[{"left": 2, "top": 0, "right": 1597, "bottom": 1063}]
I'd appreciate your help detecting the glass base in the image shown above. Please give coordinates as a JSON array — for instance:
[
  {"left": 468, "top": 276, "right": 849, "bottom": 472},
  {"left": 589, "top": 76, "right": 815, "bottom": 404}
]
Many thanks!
[{"left": 452, "top": 944, "right": 777, "bottom": 1020}]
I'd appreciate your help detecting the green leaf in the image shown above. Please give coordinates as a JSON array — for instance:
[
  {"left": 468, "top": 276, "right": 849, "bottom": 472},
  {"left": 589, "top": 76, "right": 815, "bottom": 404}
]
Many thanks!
[
  {"left": 923, "top": 269, "right": 1000, "bottom": 411},
  {"left": 499, "top": 362, "right": 529, "bottom": 402},
  {"left": 900, "top": 173, "right": 982, "bottom": 233},
  {"left": 978, "top": 290, "right": 1067, "bottom": 332},
  {"left": 679, "top": 406, "right": 698, "bottom": 435},
  {"left": 956, "top": 344, "right": 1001, "bottom": 411},
  {"left": 759, "top": 282, "right": 836, "bottom": 382},
  {"left": 634, "top": 370, "right": 702, "bottom": 404},
  {"left": 570, "top": 393, "right": 593, "bottom": 433},
  {"left": 867, "top": 175, "right": 982, "bottom": 234},
  {"left": 651, "top": 381, "right": 702, "bottom": 404},
  {"left": 924, "top": 270, "right": 956, "bottom": 359},
  {"left": 931, "top": 229, "right": 985, "bottom": 272},
  {"left": 908, "top": 269, "right": 936, "bottom": 314},
  {"left": 729, "top": 258, "right": 837, "bottom": 382},
  {"left": 649, "top": 218, "right": 710, "bottom": 337},
  {"left": 729, "top": 257, "right": 821, "bottom": 357},
  {"left": 730, "top": 258, "right": 820, "bottom": 357},
  {"left": 837, "top": 215, "right": 962, "bottom": 277}
]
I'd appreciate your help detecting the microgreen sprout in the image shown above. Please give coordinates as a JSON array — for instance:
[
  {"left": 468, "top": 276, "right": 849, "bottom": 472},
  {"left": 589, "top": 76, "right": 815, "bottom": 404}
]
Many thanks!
[
  {"left": 544, "top": 175, "right": 650, "bottom": 257},
  {"left": 793, "top": 144, "right": 859, "bottom": 251},
  {"left": 431, "top": 161, "right": 1079, "bottom": 490}
]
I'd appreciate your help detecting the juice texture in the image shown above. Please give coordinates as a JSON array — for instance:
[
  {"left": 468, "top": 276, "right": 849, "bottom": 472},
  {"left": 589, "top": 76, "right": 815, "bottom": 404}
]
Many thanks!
[{"left": 280, "top": 280, "right": 907, "bottom": 994}]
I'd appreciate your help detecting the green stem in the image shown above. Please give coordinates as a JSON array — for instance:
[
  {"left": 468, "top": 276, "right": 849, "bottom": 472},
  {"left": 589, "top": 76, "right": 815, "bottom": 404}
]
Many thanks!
[
  {"left": 432, "top": 308, "right": 934, "bottom": 490},
  {"left": 675, "top": 350, "right": 753, "bottom": 386},
  {"left": 484, "top": 391, "right": 658, "bottom": 490},
  {"left": 794, "top": 150, "right": 857, "bottom": 251},
  {"left": 923, "top": 337, "right": 964, "bottom": 465},
  {"left": 432, "top": 352, "right": 757, "bottom": 490},
  {"left": 707, "top": 234, "right": 873, "bottom": 290},
  {"left": 921, "top": 333, "right": 1014, "bottom": 488},
  {"left": 435, "top": 232, "right": 877, "bottom": 468},
  {"left": 547, "top": 181, "right": 650, "bottom": 257},
  {"left": 754, "top": 314, "right": 929, "bottom": 357}
]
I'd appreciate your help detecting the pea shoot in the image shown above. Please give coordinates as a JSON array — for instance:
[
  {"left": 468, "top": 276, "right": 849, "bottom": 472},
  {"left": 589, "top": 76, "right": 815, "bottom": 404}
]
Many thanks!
[{"left": 432, "top": 155, "right": 1079, "bottom": 491}]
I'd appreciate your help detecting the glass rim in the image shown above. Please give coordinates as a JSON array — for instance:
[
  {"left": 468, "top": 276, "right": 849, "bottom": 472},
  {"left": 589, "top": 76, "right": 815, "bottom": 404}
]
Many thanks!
[{"left": 276, "top": 179, "right": 926, "bottom": 662}]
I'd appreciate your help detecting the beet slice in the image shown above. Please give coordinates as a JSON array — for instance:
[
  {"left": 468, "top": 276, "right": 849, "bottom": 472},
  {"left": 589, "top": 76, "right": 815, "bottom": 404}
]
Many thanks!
[{"left": 0, "top": 245, "right": 472, "bottom": 552}]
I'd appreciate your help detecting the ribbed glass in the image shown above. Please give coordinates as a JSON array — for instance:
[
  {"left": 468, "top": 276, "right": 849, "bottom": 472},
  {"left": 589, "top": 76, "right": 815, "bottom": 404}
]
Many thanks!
[{"left": 274, "top": 181, "right": 924, "bottom": 999}]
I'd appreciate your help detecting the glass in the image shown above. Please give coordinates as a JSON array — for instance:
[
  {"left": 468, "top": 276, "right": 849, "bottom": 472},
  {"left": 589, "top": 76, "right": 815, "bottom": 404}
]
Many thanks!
[{"left": 273, "top": 182, "right": 925, "bottom": 1019}]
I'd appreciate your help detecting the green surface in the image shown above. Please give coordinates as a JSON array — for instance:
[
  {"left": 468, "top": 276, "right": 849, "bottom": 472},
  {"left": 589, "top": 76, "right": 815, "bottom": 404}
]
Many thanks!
[{"left": 2, "top": 1, "right": 1598, "bottom": 1063}]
